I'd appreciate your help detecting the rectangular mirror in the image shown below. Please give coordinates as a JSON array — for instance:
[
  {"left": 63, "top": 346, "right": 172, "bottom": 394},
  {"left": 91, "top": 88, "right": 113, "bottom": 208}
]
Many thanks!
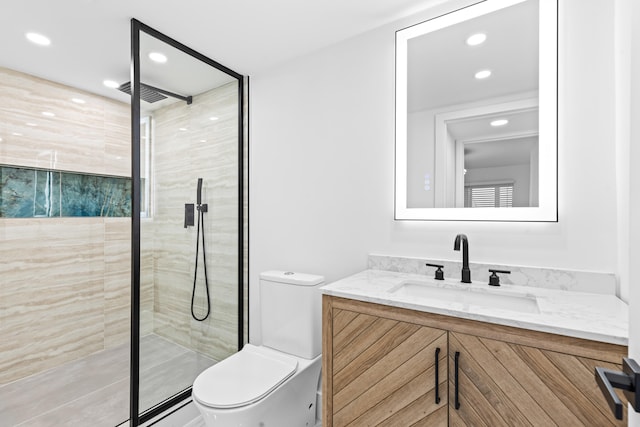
[{"left": 395, "top": 0, "right": 557, "bottom": 221}]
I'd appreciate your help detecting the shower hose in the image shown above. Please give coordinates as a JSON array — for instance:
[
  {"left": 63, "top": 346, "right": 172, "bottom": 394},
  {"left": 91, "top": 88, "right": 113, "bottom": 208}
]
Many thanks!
[{"left": 191, "top": 204, "right": 211, "bottom": 321}]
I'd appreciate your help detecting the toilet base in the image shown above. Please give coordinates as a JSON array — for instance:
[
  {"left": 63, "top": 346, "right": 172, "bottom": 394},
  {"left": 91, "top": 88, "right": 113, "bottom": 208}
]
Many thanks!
[{"left": 194, "top": 347, "right": 322, "bottom": 427}]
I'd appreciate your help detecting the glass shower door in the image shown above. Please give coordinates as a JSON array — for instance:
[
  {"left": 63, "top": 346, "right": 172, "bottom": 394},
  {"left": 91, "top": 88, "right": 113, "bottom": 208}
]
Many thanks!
[{"left": 130, "top": 20, "right": 245, "bottom": 425}]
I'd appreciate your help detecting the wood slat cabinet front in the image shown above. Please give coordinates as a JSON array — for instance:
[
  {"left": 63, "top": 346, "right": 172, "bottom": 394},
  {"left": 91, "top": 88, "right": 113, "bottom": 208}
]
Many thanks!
[
  {"left": 449, "top": 332, "right": 627, "bottom": 426},
  {"left": 325, "top": 302, "right": 448, "bottom": 426},
  {"left": 322, "top": 295, "right": 628, "bottom": 427}
]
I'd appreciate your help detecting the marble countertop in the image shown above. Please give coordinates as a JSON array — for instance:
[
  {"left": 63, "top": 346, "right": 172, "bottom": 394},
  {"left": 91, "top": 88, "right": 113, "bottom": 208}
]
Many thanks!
[{"left": 321, "top": 269, "right": 629, "bottom": 346}]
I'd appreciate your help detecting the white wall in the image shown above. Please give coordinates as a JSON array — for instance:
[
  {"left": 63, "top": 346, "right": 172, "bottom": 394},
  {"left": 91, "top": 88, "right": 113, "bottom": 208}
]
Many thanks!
[
  {"left": 249, "top": 0, "right": 619, "bottom": 343},
  {"left": 629, "top": 0, "right": 640, "bottom": 421},
  {"left": 616, "top": 0, "right": 640, "bottom": 421}
]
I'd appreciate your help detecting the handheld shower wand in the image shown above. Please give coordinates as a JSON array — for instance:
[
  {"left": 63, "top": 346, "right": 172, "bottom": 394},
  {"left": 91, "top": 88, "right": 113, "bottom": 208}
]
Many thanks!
[
  {"left": 196, "top": 178, "right": 207, "bottom": 213},
  {"left": 191, "top": 178, "right": 211, "bottom": 321}
]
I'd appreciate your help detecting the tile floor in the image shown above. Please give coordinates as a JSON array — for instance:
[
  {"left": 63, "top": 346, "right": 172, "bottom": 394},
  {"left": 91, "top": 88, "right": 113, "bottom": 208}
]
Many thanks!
[
  {"left": 120, "top": 399, "right": 323, "bottom": 427},
  {"left": 0, "top": 334, "right": 215, "bottom": 427},
  {"left": 116, "top": 399, "right": 203, "bottom": 427}
]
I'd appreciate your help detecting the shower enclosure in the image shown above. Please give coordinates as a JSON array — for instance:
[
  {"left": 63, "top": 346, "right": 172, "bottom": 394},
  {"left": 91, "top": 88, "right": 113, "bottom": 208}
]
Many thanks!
[
  {"left": 130, "top": 21, "right": 246, "bottom": 425},
  {"left": 0, "top": 19, "right": 245, "bottom": 427}
]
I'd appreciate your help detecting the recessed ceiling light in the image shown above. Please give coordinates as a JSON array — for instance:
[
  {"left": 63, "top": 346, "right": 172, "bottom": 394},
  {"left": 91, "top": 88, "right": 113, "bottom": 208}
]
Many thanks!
[
  {"left": 71, "top": 98, "right": 86, "bottom": 104},
  {"left": 179, "top": 127, "right": 188, "bottom": 131},
  {"left": 200, "top": 139, "right": 207, "bottom": 143},
  {"left": 26, "top": 32, "right": 51, "bottom": 46},
  {"left": 490, "top": 119, "right": 509, "bottom": 127},
  {"left": 103, "top": 80, "right": 120, "bottom": 89},
  {"left": 475, "top": 69, "right": 492, "bottom": 80},
  {"left": 466, "top": 33, "right": 487, "bottom": 46},
  {"left": 209, "top": 116, "right": 219, "bottom": 121},
  {"left": 26, "top": 122, "right": 38, "bottom": 127},
  {"left": 41, "top": 111, "right": 55, "bottom": 117},
  {"left": 149, "top": 52, "right": 168, "bottom": 63}
]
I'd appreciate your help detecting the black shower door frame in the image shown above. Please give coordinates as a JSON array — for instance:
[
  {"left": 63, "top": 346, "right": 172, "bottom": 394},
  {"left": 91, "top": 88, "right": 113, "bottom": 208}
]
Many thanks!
[{"left": 129, "top": 18, "right": 245, "bottom": 426}]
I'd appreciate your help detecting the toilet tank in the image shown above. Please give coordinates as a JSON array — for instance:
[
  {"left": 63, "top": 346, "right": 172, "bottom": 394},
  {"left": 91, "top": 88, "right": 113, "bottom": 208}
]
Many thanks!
[{"left": 259, "top": 271, "right": 325, "bottom": 359}]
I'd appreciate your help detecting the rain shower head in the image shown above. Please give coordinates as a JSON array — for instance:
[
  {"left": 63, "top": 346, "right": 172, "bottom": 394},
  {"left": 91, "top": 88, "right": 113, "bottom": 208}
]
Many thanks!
[
  {"left": 118, "top": 82, "right": 167, "bottom": 103},
  {"left": 118, "top": 82, "right": 192, "bottom": 105}
]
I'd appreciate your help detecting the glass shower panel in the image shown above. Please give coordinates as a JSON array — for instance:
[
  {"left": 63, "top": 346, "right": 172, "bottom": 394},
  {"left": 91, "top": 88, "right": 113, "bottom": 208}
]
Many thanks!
[{"left": 136, "top": 29, "right": 242, "bottom": 416}]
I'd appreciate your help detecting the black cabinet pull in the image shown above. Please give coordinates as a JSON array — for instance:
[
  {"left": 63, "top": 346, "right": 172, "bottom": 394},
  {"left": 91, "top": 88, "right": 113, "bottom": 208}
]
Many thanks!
[
  {"left": 594, "top": 357, "right": 640, "bottom": 420},
  {"left": 595, "top": 367, "right": 628, "bottom": 420},
  {"left": 435, "top": 347, "right": 441, "bottom": 404},
  {"left": 454, "top": 351, "right": 461, "bottom": 409}
]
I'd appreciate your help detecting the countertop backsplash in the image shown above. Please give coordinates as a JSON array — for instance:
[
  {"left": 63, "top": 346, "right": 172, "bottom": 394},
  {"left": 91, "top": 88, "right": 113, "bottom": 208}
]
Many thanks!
[{"left": 368, "top": 254, "right": 618, "bottom": 296}]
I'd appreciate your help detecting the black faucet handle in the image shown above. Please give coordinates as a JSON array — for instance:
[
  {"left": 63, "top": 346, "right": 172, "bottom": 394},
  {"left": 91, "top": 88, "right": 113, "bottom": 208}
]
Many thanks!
[
  {"left": 488, "top": 269, "right": 511, "bottom": 286},
  {"left": 426, "top": 263, "right": 445, "bottom": 280}
]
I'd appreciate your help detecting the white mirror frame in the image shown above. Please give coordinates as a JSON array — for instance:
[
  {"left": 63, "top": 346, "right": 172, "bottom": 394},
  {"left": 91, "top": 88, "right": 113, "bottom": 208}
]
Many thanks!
[{"left": 395, "top": 0, "right": 557, "bottom": 221}]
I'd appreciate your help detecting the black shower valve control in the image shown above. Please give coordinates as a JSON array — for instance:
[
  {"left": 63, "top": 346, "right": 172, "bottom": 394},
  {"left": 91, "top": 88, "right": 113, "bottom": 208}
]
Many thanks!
[
  {"left": 198, "top": 203, "right": 208, "bottom": 213},
  {"left": 425, "top": 263, "right": 445, "bottom": 280},
  {"left": 184, "top": 203, "right": 195, "bottom": 228},
  {"left": 488, "top": 269, "right": 511, "bottom": 286}
]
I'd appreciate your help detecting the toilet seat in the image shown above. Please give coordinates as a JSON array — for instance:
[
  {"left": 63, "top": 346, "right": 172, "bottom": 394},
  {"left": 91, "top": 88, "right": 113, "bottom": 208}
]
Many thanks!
[{"left": 193, "top": 344, "right": 298, "bottom": 409}]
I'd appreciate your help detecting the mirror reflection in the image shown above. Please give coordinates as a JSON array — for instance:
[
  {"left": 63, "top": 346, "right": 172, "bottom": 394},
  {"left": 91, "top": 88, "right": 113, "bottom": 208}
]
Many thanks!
[
  {"left": 395, "top": 0, "right": 557, "bottom": 221},
  {"left": 434, "top": 100, "right": 539, "bottom": 209}
]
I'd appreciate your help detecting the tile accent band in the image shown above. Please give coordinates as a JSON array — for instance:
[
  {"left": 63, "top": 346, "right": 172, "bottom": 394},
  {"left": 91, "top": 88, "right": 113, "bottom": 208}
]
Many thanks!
[{"left": 0, "top": 165, "right": 131, "bottom": 218}]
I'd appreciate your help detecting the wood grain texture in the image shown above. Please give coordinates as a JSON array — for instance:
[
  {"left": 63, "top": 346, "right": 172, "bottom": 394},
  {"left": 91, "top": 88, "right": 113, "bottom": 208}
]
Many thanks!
[
  {"left": 324, "top": 295, "right": 447, "bottom": 427},
  {"left": 323, "top": 295, "right": 335, "bottom": 424},
  {"left": 327, "top": 296, "right": 626, "bottom": 363},
  {"left": 323, "top": 296, "right": 628, "bottom": 427},
  {"left": 449, "top": 331, "right": 626, "bottom": 426}
]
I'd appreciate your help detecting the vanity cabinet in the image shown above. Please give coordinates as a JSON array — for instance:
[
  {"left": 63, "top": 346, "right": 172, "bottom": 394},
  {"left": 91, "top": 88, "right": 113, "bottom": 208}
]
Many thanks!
[
  {"left": 322, "top": 295, "right": 628, "bottom": 426},
  {"left": 325, "top": 303, "right": 448, "bottom": 425}
]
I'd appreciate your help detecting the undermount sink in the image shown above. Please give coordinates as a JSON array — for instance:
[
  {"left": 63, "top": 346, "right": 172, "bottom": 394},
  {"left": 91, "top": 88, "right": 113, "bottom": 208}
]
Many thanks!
[{"left": 389, "top": 280, "right": 540, "bottom": 314}]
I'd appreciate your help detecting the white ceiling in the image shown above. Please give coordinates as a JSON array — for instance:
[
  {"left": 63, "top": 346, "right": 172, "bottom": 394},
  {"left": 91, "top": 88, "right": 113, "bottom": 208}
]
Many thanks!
[{"left": 0, "top": 0, "right": 448, "bottom": 102}]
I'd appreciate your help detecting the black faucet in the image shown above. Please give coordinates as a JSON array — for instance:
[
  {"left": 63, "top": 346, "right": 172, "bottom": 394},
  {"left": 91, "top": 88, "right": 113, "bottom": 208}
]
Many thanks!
[{"left": 453, "top": 234, "right": 471, "bottom": 283}]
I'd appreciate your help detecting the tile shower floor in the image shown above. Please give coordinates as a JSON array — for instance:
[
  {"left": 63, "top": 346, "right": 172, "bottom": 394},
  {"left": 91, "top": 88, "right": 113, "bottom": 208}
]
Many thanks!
[{"left": 0, "top": 334, "right": 215, "bottom": 427}]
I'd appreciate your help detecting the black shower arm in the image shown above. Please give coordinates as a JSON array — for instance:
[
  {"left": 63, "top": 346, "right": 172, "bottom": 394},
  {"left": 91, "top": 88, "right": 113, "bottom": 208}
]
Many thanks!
[{"left": 141, "top": 82, "right": 192, "bottom": 105}]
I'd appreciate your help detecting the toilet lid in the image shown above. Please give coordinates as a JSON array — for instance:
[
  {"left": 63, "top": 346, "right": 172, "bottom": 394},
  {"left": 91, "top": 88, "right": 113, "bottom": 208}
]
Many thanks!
[{"left": 193, "top": 344, "right": 298, "bottom": 409}]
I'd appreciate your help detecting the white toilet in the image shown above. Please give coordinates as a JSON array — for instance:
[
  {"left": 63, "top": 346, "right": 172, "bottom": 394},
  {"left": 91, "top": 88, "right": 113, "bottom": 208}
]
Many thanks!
[{"left": 192, "top": 271, "right": 324, "bottom": 427}]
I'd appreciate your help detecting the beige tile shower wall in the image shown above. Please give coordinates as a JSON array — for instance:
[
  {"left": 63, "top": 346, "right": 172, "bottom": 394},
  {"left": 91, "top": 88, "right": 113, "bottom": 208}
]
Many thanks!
[
  {"left": 104, "top": 219, "right": 130, "bottom": 348},
  {"left": 151, "top": 82, "right": 240, "bottom": 362},
  {"left": 0, "top": 67, "right": 130, "bottom": 177},
  {"left": 0, "top": 218, "right": 134, "bottom": 385},
  {"left": 104, "top": 218, "right": 154, "bottom": 347},
  {"left": 140, "top": 220, "right": 155, "bottom": 336},
  {"left": 0, "top": 219, "right": 97, "bottom": 384},
  {"left": 0, "top": 68, "right": 133, "bottom": 385}
]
